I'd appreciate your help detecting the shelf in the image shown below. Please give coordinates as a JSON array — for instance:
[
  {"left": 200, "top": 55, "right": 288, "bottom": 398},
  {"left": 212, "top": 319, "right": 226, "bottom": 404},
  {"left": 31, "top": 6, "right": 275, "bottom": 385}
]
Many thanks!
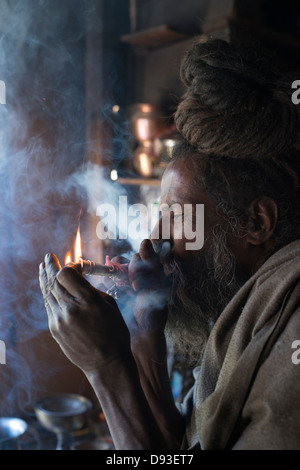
[
  {"left": 115, "top": 177, "right": 161, "bottom": 186},
  {"left": 121, "top": 25, "right": 189, "bottom": 48}
]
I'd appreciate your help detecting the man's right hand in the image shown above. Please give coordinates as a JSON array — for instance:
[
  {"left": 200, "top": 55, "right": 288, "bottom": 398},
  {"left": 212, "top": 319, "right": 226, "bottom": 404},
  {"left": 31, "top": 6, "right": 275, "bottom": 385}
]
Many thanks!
[
  {"left": 129, "top": 239, "right": 170, "bottom": 329},
  {"left": 126, "top": 239, "right": 171, "bottom": 361},
  {"left": 39, "top": 253, "right": 132, "bottom": 376}
]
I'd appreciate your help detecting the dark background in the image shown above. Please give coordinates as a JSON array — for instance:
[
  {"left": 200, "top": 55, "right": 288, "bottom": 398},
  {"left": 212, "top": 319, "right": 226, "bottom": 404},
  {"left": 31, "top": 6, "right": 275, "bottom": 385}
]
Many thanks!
[{"left": 1, "top": 0, "right": 300, "bottom": 417}]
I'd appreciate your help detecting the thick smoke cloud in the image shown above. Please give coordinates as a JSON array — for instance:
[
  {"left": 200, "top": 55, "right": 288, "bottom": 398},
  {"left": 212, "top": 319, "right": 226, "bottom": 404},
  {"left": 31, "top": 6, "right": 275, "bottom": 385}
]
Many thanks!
[
  {"left": 0, "top": 0, "right": 112, "bottom": 415},
  {"left": 0, "top": 0, "right": 157, "bottom": 417}
]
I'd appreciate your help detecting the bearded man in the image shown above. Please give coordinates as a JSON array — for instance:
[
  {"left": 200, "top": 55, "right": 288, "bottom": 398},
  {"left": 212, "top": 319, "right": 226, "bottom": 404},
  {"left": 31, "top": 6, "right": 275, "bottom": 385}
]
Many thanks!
[{"left": 39, "top": 39, "right": 300, "bottom": 450}]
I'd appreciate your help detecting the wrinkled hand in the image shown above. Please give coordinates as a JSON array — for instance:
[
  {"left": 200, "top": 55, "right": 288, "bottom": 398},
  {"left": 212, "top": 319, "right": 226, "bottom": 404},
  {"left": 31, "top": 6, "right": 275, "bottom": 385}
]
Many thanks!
[
  {"left": 39, "top": 253, "right": 131, "bottom": 375},
  {"left": 129, "top": 239, "right": 170, "bottom": 330},
  {"left": 126, "top": 239, "right": 171, "bottom": 360}
]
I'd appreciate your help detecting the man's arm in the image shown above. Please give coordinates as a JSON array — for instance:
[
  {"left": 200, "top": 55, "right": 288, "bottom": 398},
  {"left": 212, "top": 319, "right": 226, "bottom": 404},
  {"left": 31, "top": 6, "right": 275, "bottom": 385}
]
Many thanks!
[
  {"left": 85, "top": 355, "right": 169, "bottom": 449},
  {"left": 127, "top": 240, "right": 185, "bottom": 448},
  {"left": 39, "top": 253, "right": 174, "bottom": 449},
  {"left": 132, "top": 329, "right": 185, "bottom": 449}
]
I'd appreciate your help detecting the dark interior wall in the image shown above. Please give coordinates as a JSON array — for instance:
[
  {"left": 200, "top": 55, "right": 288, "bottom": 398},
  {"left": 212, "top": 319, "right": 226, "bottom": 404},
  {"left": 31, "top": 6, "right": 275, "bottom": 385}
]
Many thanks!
[
  {"left": 135, "top": 0, "right": 209, "bottom": 33},
  {"left": 0, "top": 0, "right": 133, "bottom": 416},
  {"left": 126, "top": 0, "right": 300, "bottom": 114},
  {"left": 130, "top": 37, "right": 197, "bottom": 109},
  {"left": 261, "top": 0, "right": 300, "bottom": 35},
  {"left": 125, "top": 0, "right": 207, "bottom": 117},
  {"left": 0, "top": 0, "right": 93, "bottom": 416},
  {"left": 231, "top": 0, "right": 300, "bottom": 71},
  {"left": 234, "top": 0, "right": 300, "bottom": 35}
]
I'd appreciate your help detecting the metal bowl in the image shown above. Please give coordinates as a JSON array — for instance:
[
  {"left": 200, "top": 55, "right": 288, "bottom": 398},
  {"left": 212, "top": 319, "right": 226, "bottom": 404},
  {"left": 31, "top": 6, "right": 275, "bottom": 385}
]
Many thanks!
[
  {"left": 34, "top": 394, "right": 93, "bottom": 434},
  {"left": 0, "top": 417, "right": 28, "bottom": 450},
  {"left": 131, "top": 103, "right": 164, "bottom": 141}
]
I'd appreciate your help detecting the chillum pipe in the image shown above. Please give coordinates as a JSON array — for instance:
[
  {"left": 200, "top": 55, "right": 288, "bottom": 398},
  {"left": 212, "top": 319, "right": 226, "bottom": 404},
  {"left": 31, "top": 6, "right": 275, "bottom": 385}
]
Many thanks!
[
  {"left": 78, "top": 258, "right": 128, "bottom": 277},
  {"left": 78, "top": 241, "right": 171, "bottom": 277}
]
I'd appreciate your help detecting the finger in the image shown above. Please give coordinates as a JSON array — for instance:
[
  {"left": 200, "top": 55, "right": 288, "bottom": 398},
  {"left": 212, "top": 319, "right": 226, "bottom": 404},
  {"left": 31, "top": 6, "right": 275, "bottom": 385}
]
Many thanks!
[
  {"left": 40, "top": 255, "right": 76, "bottom": 301},
  {"left": 129, "top": 241, "right": 162, "bottom": 291},
  {"left": 139, "top": 239, "right": 159, "bottom": 262},
  {"left": 128, "top": 258, "right": 156, "bottom": 292},
  {"left": 56, "top": 264, "right": 98, "bottom": 301},
  {"left": 44, "top": 253, "right": 61, "bottom": 289},
  {"left": 151, "top": 240, "right": 172, "bottom": 262},
  {"left": 39, "top": 262, "right": 60, "bottom": 317},
  {"left": 51, "top": 274, "right": 79, "bottom": 309},
  {"left": 43, "top": 291, "right": 59, "bottom": 323},
  {"left": 58, "top": 271, "right": 118, "bottom": 310},
  {"left": 128, "top": 253, "right": 143, "bottom": 291},
  {"left": 100, "top": 290, "right": 119, "bottom": 307},
  {"left": 67, "top": 261, "right": 82, "bottom": 274},
  {"left": 44, "top": 253, "right": 78, "bottom": 306},
  {"left": 39, "top": 261, "right": 49, "bottom": 298}
]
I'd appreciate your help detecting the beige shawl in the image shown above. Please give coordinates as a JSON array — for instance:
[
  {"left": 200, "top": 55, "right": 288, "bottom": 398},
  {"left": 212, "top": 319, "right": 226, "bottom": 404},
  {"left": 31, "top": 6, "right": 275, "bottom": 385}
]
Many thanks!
[{"left": 180, "top": 240, "right": 300, "bottom": 450}]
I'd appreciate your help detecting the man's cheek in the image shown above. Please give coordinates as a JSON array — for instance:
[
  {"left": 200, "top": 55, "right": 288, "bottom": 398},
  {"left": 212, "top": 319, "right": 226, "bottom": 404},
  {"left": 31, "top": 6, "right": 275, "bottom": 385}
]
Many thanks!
[
  {"left": 184, "top": 204, "right": 204, "bottom": 251},
  {"left": 171, "top": 240, "right": 191, "bottom": 260}
]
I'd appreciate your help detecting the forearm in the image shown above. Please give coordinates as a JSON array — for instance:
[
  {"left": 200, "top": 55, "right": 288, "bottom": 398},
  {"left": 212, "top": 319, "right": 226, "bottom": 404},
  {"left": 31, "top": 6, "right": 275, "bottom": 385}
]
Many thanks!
[
  {"left": 40, "top": 253, "right": 171, "bottom": 449},
  {"left": 85, "top": 353, "right": 169, "bottom": 450},
  {"left": 133, "top": 332, "right": 185, "bottom": 449}
]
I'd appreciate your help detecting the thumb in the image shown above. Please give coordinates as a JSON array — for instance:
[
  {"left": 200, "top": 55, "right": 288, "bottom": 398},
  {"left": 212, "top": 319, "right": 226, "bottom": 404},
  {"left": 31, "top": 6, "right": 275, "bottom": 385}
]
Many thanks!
[{"left": 56, "top": 263, "right": 94, "bottom": 300}]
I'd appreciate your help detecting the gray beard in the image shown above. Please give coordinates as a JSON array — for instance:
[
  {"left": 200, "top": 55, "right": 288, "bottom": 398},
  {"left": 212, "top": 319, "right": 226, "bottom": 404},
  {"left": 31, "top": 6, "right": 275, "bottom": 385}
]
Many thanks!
[{"left": 164, "top": 225, "right": 244, "bottom": 367}]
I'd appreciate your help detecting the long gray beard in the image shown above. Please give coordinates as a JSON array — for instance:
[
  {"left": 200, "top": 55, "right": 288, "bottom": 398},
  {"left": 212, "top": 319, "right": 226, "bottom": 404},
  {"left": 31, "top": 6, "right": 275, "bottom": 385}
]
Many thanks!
[{"left": 164, "top": 225, "right": 244, "bottom": 367}]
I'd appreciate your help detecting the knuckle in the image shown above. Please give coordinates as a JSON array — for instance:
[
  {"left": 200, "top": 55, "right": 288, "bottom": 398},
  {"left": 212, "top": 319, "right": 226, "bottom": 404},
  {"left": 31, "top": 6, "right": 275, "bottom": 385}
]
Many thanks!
[
  {"left": 48, "top": 316, "right": 60, "bottom": 336},
  {"left": 64, "top": 303, "right": 79, "bottom": 317},
  {"left": 130, "top": 253, "right": 141, "bottom": 265},
  {"left": 56, "top": 265, "right": 72, "bottom": 281},
  {"left": 128, "top": 255, "right": 142, "bottom": 278},
  {"left": 102, "top": 291, "right": 118, "bottom": 306}
]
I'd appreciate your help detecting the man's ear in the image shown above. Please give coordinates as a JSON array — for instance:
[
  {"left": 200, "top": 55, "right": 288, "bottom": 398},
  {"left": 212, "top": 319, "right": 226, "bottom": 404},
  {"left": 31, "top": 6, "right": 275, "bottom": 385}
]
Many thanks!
[{"left": 246, "top": 197, "right": 278, "bottom": 246}]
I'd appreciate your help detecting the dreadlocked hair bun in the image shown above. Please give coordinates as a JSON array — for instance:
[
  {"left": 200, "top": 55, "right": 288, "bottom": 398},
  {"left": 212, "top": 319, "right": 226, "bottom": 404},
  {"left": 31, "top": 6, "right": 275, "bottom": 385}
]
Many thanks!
[{"left": 175, "top": 39, "right": 300, "bottom": 159}]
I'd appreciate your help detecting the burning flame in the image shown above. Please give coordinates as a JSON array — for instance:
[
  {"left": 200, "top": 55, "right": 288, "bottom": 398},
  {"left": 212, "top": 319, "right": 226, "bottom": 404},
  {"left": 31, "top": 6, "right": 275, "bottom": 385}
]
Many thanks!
[
  {"left": 64, "top": 251, "right": 72, "bottom": 265},
  {"left": 74, "top": 226, "right": 82, "bottom": 263},
  {"left": 64, "top": 226, "right": 82, "bottom": 265}
]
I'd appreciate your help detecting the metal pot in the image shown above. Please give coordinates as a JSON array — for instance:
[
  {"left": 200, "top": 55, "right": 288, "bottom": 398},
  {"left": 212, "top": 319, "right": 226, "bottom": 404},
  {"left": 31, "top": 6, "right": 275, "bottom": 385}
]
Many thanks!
[
  {"left": 131, "top": 103, "right": 164, "bottom": 142},
  {"left": 133, "top": 143, "right": 157, "bottom": 177},
  {"left": 0, "top": 417, "right": 28, "bottom": 450},
  {"left": 34, "top": 394, "right": 93, "bottom": 450},
  {"left": 35, "top": 394, "right": 92, "bottom": 433}
]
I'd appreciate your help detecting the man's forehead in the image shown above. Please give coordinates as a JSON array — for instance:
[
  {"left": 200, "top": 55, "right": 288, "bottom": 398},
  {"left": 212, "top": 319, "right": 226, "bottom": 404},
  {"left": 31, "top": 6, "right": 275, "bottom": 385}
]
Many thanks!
[{"left": 160, "top": 162, "right": 201, "bottom": 203}]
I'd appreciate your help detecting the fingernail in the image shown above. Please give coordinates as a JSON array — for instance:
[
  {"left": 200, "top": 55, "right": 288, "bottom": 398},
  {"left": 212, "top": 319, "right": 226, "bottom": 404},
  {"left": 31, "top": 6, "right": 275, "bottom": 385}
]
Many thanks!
[{"left": 132, "top": 280, "right": 138, "bottom": 291}]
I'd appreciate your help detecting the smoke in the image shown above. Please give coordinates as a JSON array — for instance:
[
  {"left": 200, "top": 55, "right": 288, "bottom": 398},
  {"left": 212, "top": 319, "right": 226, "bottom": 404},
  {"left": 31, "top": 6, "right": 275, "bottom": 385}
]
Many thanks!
[{"left": 0, "top": 0, "right": 139, "bottom": 416}]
